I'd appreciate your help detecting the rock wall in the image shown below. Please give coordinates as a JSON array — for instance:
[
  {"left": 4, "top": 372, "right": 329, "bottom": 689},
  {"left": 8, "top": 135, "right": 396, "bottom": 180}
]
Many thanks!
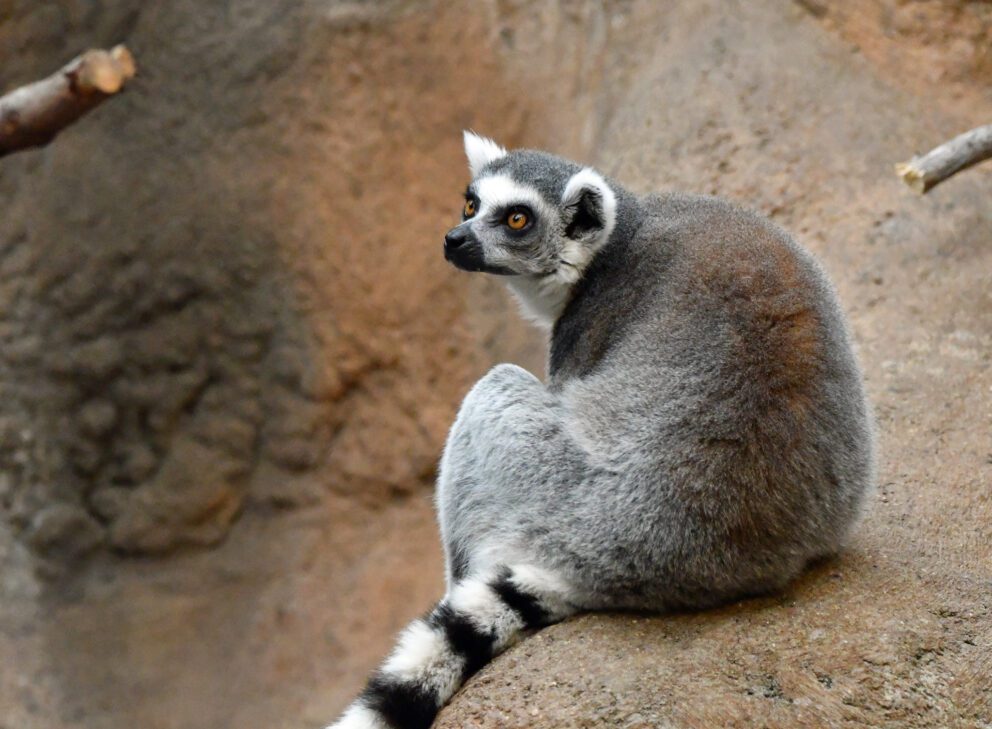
[{"left": 0, "top": 0, "right": 551, "bottom": 562}]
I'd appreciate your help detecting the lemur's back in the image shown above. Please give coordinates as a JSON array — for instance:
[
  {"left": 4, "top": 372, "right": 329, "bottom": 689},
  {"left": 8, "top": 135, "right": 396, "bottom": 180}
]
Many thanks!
[{"left": 549, "top": 193, "right": 873, "bottom": 609}]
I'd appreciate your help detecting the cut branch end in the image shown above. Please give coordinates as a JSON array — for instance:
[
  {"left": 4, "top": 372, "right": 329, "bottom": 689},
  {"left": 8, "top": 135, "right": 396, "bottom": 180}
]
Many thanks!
[
  {"left": 0, "top": 45, "right": 137, "bottom": 158},
  {"left": 896, "top": 124, "right": 992, "bottom": 195},
  {"left": 73, "top": 46, "right": 137, "bottom": 95},
  {"left": 894, "top": 161, "right": 927, "bottom": 194}
]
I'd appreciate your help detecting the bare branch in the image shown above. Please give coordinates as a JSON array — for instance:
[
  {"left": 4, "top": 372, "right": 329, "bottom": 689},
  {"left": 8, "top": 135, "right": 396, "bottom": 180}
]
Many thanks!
[
  {"left": 896, "top": 124, "right": 992, "bottom": 194},
  {"left": 0, "top": 46, "right": 136, "bottom": 158}
]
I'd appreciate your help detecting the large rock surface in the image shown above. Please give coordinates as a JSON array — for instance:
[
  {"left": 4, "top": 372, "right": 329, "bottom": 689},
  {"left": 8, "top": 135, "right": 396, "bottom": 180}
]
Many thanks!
[
  {"left": 437, "top": 1, "right": 992, "bottom": 727},
  {"left": 0, "top": 0, "right": 990, "bottom": 728}
]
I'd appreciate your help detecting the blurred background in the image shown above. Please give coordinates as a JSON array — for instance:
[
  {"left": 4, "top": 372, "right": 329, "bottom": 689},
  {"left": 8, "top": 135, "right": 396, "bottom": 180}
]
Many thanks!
[{"left": 0, "top": 1, "right": 990, "bottom": 728}]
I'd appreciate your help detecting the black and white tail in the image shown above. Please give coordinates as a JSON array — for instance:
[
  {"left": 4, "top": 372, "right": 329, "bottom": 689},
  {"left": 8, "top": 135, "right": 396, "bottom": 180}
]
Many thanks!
[{"left": 327, "top": 565, "right": 576, "bottom": 729}]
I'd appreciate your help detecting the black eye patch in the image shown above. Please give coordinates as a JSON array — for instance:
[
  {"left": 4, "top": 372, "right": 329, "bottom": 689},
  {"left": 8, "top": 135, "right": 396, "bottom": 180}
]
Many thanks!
[{"left": 503, "top": 205, "right": 533, "bottom": 232}]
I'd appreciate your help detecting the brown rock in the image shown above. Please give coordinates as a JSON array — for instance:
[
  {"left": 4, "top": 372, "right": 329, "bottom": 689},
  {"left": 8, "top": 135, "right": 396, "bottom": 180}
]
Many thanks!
[
  {"left": 110, "top": 442, "right": 160, "bottom": 485},
  {"left": 76, "top": 399, "right": 118, "bottom": 439},
  {"left": 87, "top": 486, "right": 131, "bottom": 523},
  {"left": 23, "top": 503, "right": 104, "bottom": 561},
  {"left": 107, "top": 435, "right": 248, "bottom": 553},
  {"left": 0, "top": 0, "right": 548, "bottom": 565}
]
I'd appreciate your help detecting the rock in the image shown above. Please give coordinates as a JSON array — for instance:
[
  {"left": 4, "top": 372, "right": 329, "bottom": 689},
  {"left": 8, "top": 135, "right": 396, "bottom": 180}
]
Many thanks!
[
  {"left": 77, "top": 399, "right": 118, "bottom": 439},
  {"left": 0, "top": 0, "right": 546, "bottom": 565},
  {"left": 50, "top": 337, "right": 124, "bottom": 380},
  {"left": 87, "top": 486, "right": 131, "bottom": 523},
  {"left": 23, "top": 503, "right": 104, "bottom": 561},
  {"left": 67, "top": 436, "right": 104, "bottom": 476},
  {"left": 263, "top": 435, "right": 322, "bottom": 472},
  {"left": 110, "top": 442, "right": 159, "bottom": 485},
  {"left": 107, "top": 435, "right": 248, "bottom": 553}
]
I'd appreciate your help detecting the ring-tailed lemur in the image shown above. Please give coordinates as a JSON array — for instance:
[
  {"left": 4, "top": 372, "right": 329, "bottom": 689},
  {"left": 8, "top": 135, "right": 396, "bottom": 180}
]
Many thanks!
[{"left": 327, "top": 132, "right": 875, "bottom": 729}]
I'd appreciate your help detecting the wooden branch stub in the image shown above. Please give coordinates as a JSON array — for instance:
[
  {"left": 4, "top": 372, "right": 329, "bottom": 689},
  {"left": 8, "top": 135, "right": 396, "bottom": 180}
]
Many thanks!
[
  {"left": 896, "top": 124, "right": 992, "bottom": 194},
  {"left": 0, "top": 45, "right": 137, "bottom": 158}
]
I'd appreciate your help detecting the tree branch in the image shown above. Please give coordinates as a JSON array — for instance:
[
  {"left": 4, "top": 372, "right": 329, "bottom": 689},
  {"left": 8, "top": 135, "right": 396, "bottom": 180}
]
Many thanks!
[
  {"left": 895, "top": 124, "right": 992, "bottom": 194},
  {"left": 0, "top": 45, "right": 136, "bottom": 158}
]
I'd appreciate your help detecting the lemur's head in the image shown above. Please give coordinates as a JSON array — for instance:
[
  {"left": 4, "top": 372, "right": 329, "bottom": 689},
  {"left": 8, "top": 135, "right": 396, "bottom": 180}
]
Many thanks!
[{"left": 443, "top": 132, "right": 619, "bottom": 326}]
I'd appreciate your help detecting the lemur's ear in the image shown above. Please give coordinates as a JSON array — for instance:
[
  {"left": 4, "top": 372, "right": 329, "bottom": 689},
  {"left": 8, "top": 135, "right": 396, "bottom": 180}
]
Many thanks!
[
  {"left": 561, "top": 168, "right": 617, "bottom": 245},
  {"left": 463, "top": 131, "right": 507, "bottom": 178}
]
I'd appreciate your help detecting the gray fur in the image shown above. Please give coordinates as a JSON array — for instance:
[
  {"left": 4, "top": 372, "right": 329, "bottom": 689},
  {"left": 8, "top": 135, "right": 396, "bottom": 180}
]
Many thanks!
[{"left": 326, "top": 137, "right": 875, "bottom": 729}]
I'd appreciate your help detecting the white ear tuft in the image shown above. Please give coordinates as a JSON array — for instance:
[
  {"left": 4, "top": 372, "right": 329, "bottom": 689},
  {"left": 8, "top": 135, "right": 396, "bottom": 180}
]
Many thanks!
[
  {"left": 561, "top": 167, "right": 617, "bottom": 248},
  {"left": 463, "top": 131, "right": 508, "bottom": 178}
]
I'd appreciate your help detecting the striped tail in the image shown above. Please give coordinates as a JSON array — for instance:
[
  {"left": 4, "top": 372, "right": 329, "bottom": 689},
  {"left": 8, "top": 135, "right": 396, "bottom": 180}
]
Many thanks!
[{"left": 327, "top": 565, "right": 576, "bottom": 729}]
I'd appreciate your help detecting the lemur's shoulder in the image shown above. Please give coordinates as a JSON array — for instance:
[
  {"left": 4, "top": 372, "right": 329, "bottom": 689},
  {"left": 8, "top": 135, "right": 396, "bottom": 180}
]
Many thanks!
[
  {"left": 551, "top": 192, "right": 831, "bottom": 381},
  {"left": 623, "top": 192, "right": 825, "bottom": 302},
  {"left": 633, "top": 192, "right": 793, "bottom": 255}
]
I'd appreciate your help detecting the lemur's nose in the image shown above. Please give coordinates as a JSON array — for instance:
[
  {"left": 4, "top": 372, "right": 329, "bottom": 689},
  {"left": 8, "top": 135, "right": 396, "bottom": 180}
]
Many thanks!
[{"left": 444, "top": 227, "right": 469, "bottom": 249}]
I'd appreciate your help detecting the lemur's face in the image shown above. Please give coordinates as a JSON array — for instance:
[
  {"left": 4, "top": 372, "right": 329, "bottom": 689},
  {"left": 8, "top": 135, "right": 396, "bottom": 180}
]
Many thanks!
[
  {"left": 444, "top": 132, "right": 617, "bottom": 281},
  {"left": 445, "top": 172, "right": 560, "bottom": 276}
]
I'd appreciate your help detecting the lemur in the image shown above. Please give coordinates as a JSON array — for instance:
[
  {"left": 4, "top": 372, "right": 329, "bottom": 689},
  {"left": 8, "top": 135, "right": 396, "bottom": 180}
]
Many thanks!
[{"left": 327, "top": 132, "right": 875, "bottom": 729}]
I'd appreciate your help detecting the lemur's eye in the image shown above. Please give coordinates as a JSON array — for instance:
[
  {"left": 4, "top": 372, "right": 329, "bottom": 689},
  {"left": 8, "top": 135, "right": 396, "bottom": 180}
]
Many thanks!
[
  {"left": 506, "top": 208, "right": 530, "bottom": 230},
  {"left": 463, "top": 199, "right": 476, "bottom": 218}
]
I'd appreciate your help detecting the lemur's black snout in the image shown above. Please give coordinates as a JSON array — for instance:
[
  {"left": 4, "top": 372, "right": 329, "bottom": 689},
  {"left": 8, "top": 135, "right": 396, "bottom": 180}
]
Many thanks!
[
  {"left": 443, "top": 224, "right": 515, "bottom": 275},
  {"left": 444, "top": 225, "right": 484, "bottom": 271},
  {"left": 444, "top": 227, "right": 470, "bottom": 249}
]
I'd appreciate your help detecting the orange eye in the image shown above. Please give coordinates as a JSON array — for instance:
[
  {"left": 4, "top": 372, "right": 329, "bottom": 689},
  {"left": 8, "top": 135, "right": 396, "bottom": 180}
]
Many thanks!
[
  {"left": 463, "top": 199, "right": 476, "bottom": 218},
  {"left": 507, "top": 211, "right": 529, "bottom": 230}
]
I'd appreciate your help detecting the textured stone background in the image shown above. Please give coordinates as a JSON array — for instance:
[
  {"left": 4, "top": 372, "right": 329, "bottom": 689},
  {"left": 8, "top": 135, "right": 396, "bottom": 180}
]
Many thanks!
[{"left": 0, "top": 1, "right": 990, "bottom": 728}]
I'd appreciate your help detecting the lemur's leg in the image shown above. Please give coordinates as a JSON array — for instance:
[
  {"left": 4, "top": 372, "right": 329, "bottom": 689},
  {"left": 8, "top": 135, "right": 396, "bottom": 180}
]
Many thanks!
[
  {"left": 327, "top": 564, "right": 578, "bottom": 729},
  {"left": 328, "top": 365, "right": 592, "bottom": 728},
  {"left": 435, "top": 363, "right": 587, "bottom": 586}
]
